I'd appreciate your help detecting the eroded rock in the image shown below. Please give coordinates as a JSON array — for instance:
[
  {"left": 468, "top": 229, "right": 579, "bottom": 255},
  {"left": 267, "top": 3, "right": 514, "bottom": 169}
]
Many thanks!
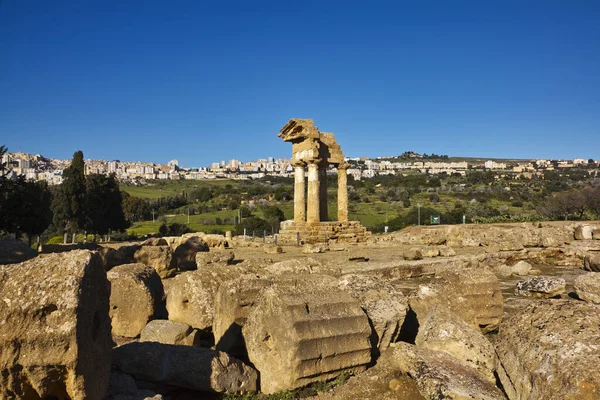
[
  {"left": 414, "top": 305, "right": 497, "bottom": 383},
  {"left": 107, "top": 263, "right": 166, "bottom": 338},
  {"left": 171, "top": 236, "right": 209, "bottom": 271},
  {"left": 165, "top": 268, "right": 236, "bottom": 330},
  {"left": 244, "top": 281, "right": 372, "bottom": 394},
  {"left": 575, "top": 224, "right": 597, "bottom": 240},
  {"left": 391, "top": 342, "right": 505, "bottom": 400},
  {"left": 514, "top": 276, "right": 566, "bottom": 298},
  {"left": 112, "top": 342, "right": 257, "bottom": 394},
  {"left": 410, "top": 267, "right": 503, "bottom": 333},
  {"left": 0, "top": 250, "right": 111, "bottom": 400},
  {"left": 574, "top": 272, "right": 600, "bottom": 304},
  {"left": 133, "top": 246, "right": 176, "bottom": 279},
  {"left": 337, "top": 274, "right": 408, "bottom": 354},
  {"left": 266, "top": 257, "right": 341, "bottom": 276},
  {"left": 583, "top": 254, "right": 600, "bottom": 272},
  {"left": 403, "top": 248, "right": 423, "bottom": 261},
  {"left": 140, "top": 320, "right": 199, "bottom": 346},
  {"left": 213, "top": 275, "right": 275, "bottom": 358},
  {"left": 495, "top": 299, "right": 600, "bottom": 399},
  {"left": 196, "top": 250, "right": 235, "bottom": 268}
]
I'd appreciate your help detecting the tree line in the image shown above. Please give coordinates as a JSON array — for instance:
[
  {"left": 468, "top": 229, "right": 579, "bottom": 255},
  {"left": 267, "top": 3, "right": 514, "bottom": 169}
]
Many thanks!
[{"left": 0, "top": 148, "right": 129, "bottom": 244}]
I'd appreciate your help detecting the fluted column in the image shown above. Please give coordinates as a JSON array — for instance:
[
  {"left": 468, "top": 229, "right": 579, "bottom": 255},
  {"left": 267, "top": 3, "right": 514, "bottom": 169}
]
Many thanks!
[
  {"left": 293, "top": 164, "right": 306, "bottom": 223},
  {"left": 319, "top": 166, "right": 328, "bottom": 221},
  {"left": 337, "top": 164, "right": 349, "bottom": 222},
  {"left": 307, "top": 162, "right": 320, "bottom": 223}
]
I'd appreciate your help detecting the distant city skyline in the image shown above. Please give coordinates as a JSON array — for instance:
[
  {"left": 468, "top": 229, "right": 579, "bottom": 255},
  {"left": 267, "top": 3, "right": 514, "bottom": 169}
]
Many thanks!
[{"left": 1, "top": 1, "right": 599, "bottom": 166}]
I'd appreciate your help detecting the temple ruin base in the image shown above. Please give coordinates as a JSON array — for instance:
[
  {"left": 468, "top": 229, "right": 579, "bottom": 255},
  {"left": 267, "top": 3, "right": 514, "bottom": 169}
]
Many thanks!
[{"left": 277, "top": 221, "right": 371, "bottom": 244}]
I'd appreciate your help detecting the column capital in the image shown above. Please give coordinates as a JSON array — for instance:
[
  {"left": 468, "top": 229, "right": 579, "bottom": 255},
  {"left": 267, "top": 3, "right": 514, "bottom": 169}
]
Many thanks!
[
  {"left": 291, "top": 161, "right": 306, "bottom": 168},
  {"left": 337, "top": 162, "right": 350, "bottom": 171}
]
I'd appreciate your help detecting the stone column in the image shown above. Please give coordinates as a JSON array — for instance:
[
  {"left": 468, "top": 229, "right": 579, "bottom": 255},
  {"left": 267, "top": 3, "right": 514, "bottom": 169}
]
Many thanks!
[
  {"left": 319, "top": 166, "right": 328, "bottom": 221},
  {"left": 337, "top": 164, "right": 349, "bottom": 222},
  {"left": 293, "top": 164, "right": 306, "bottom": 223},
  {"left": 307, "top": 162, "right": 320, "bottom": 224}
]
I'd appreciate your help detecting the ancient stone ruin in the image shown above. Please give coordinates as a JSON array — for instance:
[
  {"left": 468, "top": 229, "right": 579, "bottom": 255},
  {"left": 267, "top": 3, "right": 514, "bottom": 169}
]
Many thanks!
[{"left": 276, "top": 118, "right": 370, "bottom": 244}]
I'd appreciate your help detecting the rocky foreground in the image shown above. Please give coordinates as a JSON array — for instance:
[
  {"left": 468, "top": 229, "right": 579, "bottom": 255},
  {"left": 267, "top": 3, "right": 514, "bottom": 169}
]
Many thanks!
[{"left": 1, "top": 222, "right": 600, "bottom": 399}]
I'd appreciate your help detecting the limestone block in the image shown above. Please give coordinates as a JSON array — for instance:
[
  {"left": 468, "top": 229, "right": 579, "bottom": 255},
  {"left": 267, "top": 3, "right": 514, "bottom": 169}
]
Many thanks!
[
  {"left": 107, "top": 263, "right": 166, "bottom": 338},
  {"left": 492, "top": 264, "right": 514, "bottom": 278},
  {"left": 594, "top": 229, "right": 600, "bottom": 240},
  {"left": 142, "top": 238, "right": 168, "bottom": 246},
  {"left": 337, "top": 274, "right": 408, "bottom": 354},
  {"left": 415, "top": 305, "right": 497, "bottom": 383},
  {"left": 510, "top": 260, "right": 532, "bottom": 276},
  {"left": 420, "top": 247, "right": 440, "bottom": 258},
  {"left": 263, "top": 245, "right": 283, "bottom": 254},
  {"left": 575, "top": 224, "right": 596, "bottom": 240},
  {"left": 133, "top": 246, "right": 176, "bottom": 279},
  {"left": 317, "top": 359, "right": 424, "bottom": 400},
  {"left": 438, "top": 246, "right": 456, "bottom": 257},
  {"left": 391, "top": 343, "right": 505, "bottom": 399},
  {"left": 98, "top": 243, "right": 140, "bottom": 271},
  {"left": 112, "top": 342, "right": 257, "bottom": 394},
  {"left": 140, "top": 320, "right": 199, "bottom": 346},
  {"left": 171, "top": 236, "right": 209, "bottom": 271},
  {"left": 244, "top": 283, "right": 372, "bottom": 394},
  {"left": 403, "top": 248, "right": 423, "bottom": 260},
  {"left": 303, "top": 243, "right": 327, "bottom": 254},
  {"left": 166, "top": 268, "right": 235, "bottom": 330},
  {"left": 0, "top": 250, "right": 111, "bottom": 400},
  {"left": 106, "top": 371, "right": 137, "bottom": 398},
  {"left": 196, "top": 250, "right": 234, "bottom": 268},
  {"left": 410, "top": 267, "right": 503, "bottom": 333},
  {"left": 574, "top": 272, "right": 600, "bottom": 304},
  {"left": 583, "top": 254, "right": 600, "bottom": 272},
  {"left": 266, "top": 257, "right": 341, "bottom": 276},
  {"left": 495, "top": 299, "right": 600, "bottom": 400},
  {"left": 183, "top": 233, "right": 230, "bottom": 249},
  {"left": 514, "top": 276, "right": 566, "bottom": 298},
  {"left": 213, "top": 275, "right": 275, "bottom": 358},
  {"left": 0, "top": 237, "right": 37, "bottom": 264}
]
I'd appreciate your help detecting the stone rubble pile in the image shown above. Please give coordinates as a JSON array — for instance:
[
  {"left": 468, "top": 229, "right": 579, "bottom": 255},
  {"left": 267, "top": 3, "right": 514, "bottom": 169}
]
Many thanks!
[{"left": 2, "top": 222, "right": 600, "bottom": 399}]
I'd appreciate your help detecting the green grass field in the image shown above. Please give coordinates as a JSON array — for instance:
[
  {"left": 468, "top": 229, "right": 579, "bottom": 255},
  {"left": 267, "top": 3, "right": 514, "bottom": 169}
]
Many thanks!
[
  {"left": 123, "top": 179, "right": 535, "bottom": 237},
  {"left": 127, "top": 209, "right": 237, "bottom": 236},
  {"left": 121, "top": 179, "right": 235, "bottom": 199}
]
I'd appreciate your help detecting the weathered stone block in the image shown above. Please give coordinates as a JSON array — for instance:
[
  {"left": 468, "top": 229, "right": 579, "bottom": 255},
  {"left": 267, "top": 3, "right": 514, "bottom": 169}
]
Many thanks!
[
  {"left": 438, "top": 246, "right": 456, "bottom": 257},
  {"left": 165, "top": 268, "right": 235, "bottom": 330},
  {"left": 112, "top": 342, "right": 257, "bottom": 394},
  {"left": 264, "top": 245, "right": 283, "bottom": 254},
  {"left": 244, "top": 283, "right": 372, "bottom": 394},
  {"left": 403, "top": 248, "right": 423, "bottom": 260},
  {"left": 196, "top": 250, "right": 234, "bottom": 268},
  {"left": 391, "top": 343, "right": 505, "bottom": 399},
  {"left": 133, "top": 245, "right": 176, "bottom": 278},
  {"left": 98, "top": 243, "right": 140, "bottom": 271},
  {"left": 574, "top": 272, "right": 600, "bottom": 304},
  {"left": 171, "top": 236, "right": 209, "bottom": 271},
  {"left": 575, "top": 224, "right": 596, "bottom": 240},
  {"left": 415, "top": 305, "right": 498, "bottom": 383},
  {"left": 495, "top": 300, "right": 600, "bottom": 400},
  {"left": 140, "top": 319, "right": 199, "bottom": 346},
  {"left": 213, "top": 275, "right": 275, "bottom": 358},
  {"left": 337, "top": 274, "right": 408, "bottom": 354},
  {"left": 107, "top": 263, "right": 166, "bottom": 338},
  {"left": 514, "top": 276, "right": 565, "bottom": 298},
  {"left": 410, "top": 267, "right": 503, "bottom": 333},
  {"left": 584, "top": 254, "right": 600, "bottom": 272},
  {"left": 0, "top": 250, "right": 112, "bottom": 400}
]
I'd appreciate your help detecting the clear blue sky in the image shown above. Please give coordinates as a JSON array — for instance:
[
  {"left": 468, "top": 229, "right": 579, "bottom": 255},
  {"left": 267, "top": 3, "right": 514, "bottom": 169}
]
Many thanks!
[{"left": 1, "top": 0, "right": 599, "bottom": 167}]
